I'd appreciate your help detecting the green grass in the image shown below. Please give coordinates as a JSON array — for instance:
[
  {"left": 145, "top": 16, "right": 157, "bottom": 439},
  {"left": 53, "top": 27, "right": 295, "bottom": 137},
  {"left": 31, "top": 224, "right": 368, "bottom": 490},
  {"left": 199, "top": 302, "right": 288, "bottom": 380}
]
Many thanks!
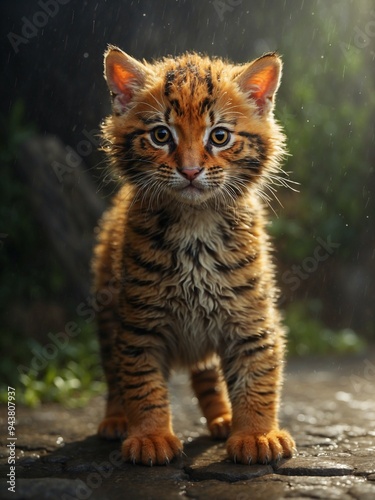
[
  {"left": 0, "top": 321, "right": 105, "bottom": 407},
  {"left": 285, "top": 300, "right": 366, "bottom": 356}
]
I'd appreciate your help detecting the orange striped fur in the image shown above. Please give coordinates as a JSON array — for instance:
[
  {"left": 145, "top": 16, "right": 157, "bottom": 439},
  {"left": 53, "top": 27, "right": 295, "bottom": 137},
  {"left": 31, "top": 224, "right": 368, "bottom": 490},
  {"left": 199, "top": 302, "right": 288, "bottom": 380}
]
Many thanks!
[{"left": 92, "top": 46, "right": 295, "bottom": 465}]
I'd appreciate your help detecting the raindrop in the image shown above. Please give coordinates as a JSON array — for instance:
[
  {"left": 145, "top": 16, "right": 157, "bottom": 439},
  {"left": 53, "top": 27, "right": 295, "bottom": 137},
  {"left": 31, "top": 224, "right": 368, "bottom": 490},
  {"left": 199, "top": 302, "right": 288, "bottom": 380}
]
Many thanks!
[{"left": 83, "top": 52, "right": 89, "bottom": 59}]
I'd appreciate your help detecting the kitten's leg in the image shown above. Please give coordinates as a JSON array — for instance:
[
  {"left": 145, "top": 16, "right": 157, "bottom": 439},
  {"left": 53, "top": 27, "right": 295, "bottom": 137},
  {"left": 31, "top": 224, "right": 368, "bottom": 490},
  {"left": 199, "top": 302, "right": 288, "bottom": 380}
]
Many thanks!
[
  {"left": 222, "top": 325, "right": 295, "bottom": 464},
  {"left": 190, "top": 362, "right": 232, "bottom": 439},
  {"left": 97, "top": 311, "right": 127, "bottom": 439},
  {"left": 117, "top": 342, "right": 182, "bottom": 466}
]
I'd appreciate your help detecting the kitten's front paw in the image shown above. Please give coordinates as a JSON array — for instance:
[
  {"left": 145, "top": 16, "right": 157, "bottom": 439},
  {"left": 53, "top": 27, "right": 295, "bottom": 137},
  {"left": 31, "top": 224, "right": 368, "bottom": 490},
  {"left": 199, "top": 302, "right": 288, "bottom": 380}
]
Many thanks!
[
  {"left": 208, "top": 414, "right": 232, "bottom": 440},
  {"left": 98, "top": 416, "right": 127, "bottom": 440},
  {"left": 122, "top": 432, "right": 183, "bottom": 466},
  {"left": 227, "top": 429, "right": 295, "bottom": 465}
]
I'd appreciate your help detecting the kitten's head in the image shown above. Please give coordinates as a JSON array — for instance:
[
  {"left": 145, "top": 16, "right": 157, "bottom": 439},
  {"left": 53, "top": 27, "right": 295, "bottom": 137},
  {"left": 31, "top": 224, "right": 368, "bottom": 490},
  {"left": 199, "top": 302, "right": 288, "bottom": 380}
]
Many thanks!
[{"left": 102, "top": 46, "right": 286, "bottom": 208}]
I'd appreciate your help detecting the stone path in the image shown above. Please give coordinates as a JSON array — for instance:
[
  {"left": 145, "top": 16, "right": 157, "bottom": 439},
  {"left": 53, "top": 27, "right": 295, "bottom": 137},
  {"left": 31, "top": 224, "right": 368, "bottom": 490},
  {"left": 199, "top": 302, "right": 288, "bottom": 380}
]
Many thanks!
[{"left": 1, "top": 354, "right": 375, "bottom": 499}]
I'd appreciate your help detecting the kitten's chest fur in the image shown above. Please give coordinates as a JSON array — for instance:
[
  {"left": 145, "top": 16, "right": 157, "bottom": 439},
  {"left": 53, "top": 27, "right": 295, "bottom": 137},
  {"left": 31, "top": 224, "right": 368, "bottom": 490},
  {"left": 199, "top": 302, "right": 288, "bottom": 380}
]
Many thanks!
[{"left": 123, "top": 199, "right": 263, "bottom": 365}]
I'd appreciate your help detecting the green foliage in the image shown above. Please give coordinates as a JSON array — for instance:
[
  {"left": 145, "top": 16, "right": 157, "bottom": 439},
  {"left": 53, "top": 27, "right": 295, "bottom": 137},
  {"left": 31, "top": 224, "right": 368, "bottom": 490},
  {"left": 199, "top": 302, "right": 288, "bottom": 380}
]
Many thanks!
[
  {"left": 268, "top": 2, "right": 375, "bottom": 342},
  {"left": 0, "top": 320, "right": 105, "bottom": 407},
  {"left": 286, "top": 300, "right": 365, "bottom": 357},
  {"left": 272, "top": 2, "right": 375, "bottom": 264}
]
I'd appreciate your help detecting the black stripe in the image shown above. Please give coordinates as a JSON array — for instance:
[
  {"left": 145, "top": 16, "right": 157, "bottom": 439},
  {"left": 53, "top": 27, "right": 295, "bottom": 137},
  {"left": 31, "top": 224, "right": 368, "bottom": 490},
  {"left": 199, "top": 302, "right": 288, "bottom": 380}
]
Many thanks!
[
  {"left": 164, "top": 107, "right": 171, "bottom": 124},
  {"left": 199, "top": 97, "right": 213, "bottom": 115},
  {"left": 121, "top": 320, "right": 167, "bottom": 342},
  {"left": 209, "top": 110, "right": 215, "bottom": 126},
  {"left": 198, "top": 388, "right": 219, "bottom": 399},
  {"left": 140, "top": 403, "right": 169, "bottom": 413},
  {"left": 253, "top": 364, "right": 278, "bottom": 379},
  {"left": 231, "top": 140, "right": 244, "bottom": 155},
  {"left": 217, "top": 224, "right": 233, "bottom": 244},
  {"left": 169, "top": 98, "right": 182, "bottom": 116},
  {"left": 205, "top": 67, "right": 214, "bottom": 95},
  {"left": 205, "top": 141, "right": 213, "bottom": 154},
  {"left": 123, "top": 360, "right": 138, "bottom": 368},
  {"left": 120, "top": 345, "right": 145, "bottom": 358},
  {"left": 226, "top": 374, "right": 238, "bottom": 391},
  {"left": 129, "top": 210, "right": 178, "bottom": 252},
  {"left": 124, "top": 275, "right": 154, "bottom": 287},
  {"left": 168, "top": 141, "right": 177, "bottom": 154},
  {"left": 238, "top": 131, "right": 264, "bottom": 148},
  {"left": 184, "top": 239, "right": 203, "bottom": 267},
  {"left": 128, "top": 387, "right": 158, "bottom": 401},
  {"left": 123, "top": 129, "right": 146, "bottom": 150},
  {"left": 191, "top": 374, "right": 218, "bottom": 384},
  {"left": 129, "top": 222, "right": 168, "bottom": 250},
  {"left": 125, "top": 295, "right": 166, "bottom": 316},
  {"left": 215, "top": 254, "right": 258, "bottom": 273},
  {"left": 164, "top": 70, "right": 175, "bottom": 96},
  {"left": 258, "top": 400, "right": 274, "bottom": 407},
  {"left": 231, "top": 277, "right": 259, "bottom": 293},
  {"left": 123, "top": 380, "right": 148, "bottom": 390},
  {"left": 126, "top": 246, "right": 171, "bottom": 274},
  {"left": 256, "top": 390, "right": 276, "bottom": 396},
  {"left": 236, "top": 157, "right": 262, "bottom": 172},
  {"left": 237, "top": 132, "right": 266, "bottom": 160},
  {"left": 243, "top": 344, "right": 273, "bottom": 357},
  {"left": 236, "top": 330, "right": 268, "bottom": 346},
  {"left": 123, "top": 367, "right": 158, "bottom": 377},
  {"left": 121, "top": 321, "right": 157, "bottom": 337}
]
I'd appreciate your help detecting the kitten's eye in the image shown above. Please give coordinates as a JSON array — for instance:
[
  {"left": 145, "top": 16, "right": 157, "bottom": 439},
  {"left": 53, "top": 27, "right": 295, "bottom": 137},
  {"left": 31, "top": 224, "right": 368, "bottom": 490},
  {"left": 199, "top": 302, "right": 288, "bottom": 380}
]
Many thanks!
[
  {"left": 210, "top": 128, "right": 231, "bottom": 147},
  {"left": 151, "top": 126, "right": 172, "bottom": 145}
]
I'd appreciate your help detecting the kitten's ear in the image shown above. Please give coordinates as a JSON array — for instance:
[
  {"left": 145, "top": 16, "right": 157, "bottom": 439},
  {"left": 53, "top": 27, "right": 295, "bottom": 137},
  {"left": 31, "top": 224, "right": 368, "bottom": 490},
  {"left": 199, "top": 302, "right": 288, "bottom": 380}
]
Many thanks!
[
  {"left": 235, "top": 54, "right": 282, "bottom": 115},
  {"left": 104, "top": 46, "right": 148, "bottom": 114}
]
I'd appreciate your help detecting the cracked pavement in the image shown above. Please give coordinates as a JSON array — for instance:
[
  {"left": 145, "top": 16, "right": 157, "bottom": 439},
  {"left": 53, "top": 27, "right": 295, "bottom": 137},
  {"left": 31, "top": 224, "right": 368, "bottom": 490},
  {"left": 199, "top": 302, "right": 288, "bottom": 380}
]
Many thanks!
[{"left": 1, "top": 354, "right": 375, "bottom": 499}]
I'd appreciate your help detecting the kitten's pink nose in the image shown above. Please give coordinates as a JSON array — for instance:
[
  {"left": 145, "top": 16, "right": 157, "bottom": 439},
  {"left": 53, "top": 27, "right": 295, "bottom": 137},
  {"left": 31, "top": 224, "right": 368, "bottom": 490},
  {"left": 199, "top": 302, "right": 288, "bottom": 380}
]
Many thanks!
[{"left": 179, "top": 167, "right": 203, "bottom": 181}]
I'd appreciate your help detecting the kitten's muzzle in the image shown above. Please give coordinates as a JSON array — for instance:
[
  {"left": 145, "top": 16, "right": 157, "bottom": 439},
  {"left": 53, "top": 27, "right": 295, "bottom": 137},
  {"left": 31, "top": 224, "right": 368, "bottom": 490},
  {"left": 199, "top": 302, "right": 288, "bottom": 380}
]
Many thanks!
[{"left": 178, "top": 166, "right": 203, "bottom": 182}]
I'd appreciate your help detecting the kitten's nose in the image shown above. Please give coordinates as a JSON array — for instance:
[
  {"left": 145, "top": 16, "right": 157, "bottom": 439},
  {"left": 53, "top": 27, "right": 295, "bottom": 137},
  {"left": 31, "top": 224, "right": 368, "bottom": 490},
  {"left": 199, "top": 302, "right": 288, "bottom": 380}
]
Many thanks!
[{"left": 179, "top": 167, "right": 203, "bottom": 181}]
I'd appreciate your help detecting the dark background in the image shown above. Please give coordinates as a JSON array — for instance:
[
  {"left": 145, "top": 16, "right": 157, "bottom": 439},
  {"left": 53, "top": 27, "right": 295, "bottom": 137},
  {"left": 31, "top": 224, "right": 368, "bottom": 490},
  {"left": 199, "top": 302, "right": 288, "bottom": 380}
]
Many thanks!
[{"left": 1, "top": 0, "right": 374, "bottom": 403}]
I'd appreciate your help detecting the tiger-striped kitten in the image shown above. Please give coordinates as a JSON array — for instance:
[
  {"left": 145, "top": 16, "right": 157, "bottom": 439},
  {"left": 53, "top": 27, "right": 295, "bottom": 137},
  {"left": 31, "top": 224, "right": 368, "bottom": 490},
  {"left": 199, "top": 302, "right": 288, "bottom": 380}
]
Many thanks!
[{"left": 92, "top": 45, "right": 295, "bottom": 466}]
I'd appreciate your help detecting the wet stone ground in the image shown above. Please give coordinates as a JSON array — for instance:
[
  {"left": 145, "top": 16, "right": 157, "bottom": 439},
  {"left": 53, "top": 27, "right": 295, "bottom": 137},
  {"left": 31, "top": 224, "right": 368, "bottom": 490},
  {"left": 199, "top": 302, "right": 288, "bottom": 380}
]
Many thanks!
[{"left": 1, "top": 354, "right": 375, "bottom": 500}]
